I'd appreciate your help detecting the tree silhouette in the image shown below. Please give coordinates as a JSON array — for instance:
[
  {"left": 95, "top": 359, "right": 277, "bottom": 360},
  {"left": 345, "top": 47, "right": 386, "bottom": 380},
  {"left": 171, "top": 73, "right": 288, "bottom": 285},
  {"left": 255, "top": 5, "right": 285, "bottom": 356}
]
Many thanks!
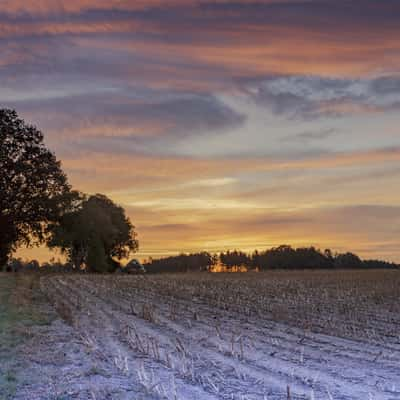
[
  {"left": 334, "top": 252, "right": 362, "bottom": 269},
  {"left": 220, "top": 250, "right": 251, "bottom": 269},
  {"left": 0, "top": 109, "right": 72, "bottom": 266},
  {"left": 47, "top": 194, "right": 138, "bottom": 272},
  {"left": 143, "top": 246, "right": 398, "bottom": 273}
]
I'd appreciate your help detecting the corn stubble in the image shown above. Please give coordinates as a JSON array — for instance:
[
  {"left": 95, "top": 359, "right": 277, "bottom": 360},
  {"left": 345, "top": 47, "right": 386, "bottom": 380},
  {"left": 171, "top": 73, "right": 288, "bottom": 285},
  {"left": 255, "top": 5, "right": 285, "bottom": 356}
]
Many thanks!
[{"left": 40, "top": 270, "right": 400, "bottom": 400}]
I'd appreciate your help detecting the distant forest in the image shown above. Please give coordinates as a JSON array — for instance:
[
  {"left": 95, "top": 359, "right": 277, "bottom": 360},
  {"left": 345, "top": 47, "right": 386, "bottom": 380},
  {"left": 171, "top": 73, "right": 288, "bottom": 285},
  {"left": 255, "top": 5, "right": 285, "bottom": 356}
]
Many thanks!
[
  {"left": 144, "top": 245, "right": 399, "bottom": 273},
  {"left": 3, "top": 245, "right": 398, "bottom": 274}
]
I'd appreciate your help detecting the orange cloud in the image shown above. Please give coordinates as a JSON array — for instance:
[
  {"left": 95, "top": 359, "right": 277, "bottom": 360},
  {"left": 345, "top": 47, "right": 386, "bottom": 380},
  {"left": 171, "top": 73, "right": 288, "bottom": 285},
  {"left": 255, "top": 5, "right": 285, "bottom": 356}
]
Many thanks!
[{"left": 62, "top": 147, "right": 400, "bottom": 191}]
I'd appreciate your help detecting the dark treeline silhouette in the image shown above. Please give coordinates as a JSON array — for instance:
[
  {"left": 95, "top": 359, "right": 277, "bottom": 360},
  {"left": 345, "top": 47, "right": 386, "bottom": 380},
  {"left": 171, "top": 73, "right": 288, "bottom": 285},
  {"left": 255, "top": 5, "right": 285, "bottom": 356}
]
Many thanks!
[
  {"left": 2, "top": 257, "right": 145, "bottom": 274},
  {"left": 6, "top": 246, "right": 397, "bottom": 274},
  {"left": 144, "top": 252, "right": 214, "bottom": 273},
  {"left": 253, "top": 246, "right": 334, "bottom": 270},
  {"left": 2, "top": 258, "right": 78, "bottom": 274},
  {"left": 220, "top": 250, "right": 251, "bottom": 268},
  {"left": 144, "top": 245, "right": 399, "bottom": 273}
]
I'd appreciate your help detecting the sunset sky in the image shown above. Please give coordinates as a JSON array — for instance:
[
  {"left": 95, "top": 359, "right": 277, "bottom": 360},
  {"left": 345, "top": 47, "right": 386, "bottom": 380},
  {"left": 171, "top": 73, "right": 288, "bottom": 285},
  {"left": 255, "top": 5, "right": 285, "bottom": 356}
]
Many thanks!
[{"left": 3, "top": 0, "right": 400, "bottom": 262}]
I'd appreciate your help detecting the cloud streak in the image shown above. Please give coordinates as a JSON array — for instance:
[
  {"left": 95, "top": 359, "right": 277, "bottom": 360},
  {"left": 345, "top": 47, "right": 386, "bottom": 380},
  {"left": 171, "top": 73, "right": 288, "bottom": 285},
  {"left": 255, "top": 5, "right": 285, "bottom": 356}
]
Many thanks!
[{"left": 242, "top": 75, "right": 400, "bottom": 119}]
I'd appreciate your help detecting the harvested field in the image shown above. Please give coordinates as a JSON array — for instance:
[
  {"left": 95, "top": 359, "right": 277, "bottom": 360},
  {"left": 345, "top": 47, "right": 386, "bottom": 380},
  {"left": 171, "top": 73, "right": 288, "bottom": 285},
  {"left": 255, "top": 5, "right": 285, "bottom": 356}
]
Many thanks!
[{"left": 38, "top": 270, "right": 400, "bottom": 400}]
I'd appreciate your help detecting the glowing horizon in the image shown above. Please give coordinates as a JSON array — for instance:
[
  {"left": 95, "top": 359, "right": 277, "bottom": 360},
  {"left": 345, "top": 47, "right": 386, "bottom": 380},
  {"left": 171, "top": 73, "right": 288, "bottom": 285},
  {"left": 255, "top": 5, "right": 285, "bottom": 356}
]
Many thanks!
[{"left": 2, "top": 1, "right": 400, "bottom": 263}]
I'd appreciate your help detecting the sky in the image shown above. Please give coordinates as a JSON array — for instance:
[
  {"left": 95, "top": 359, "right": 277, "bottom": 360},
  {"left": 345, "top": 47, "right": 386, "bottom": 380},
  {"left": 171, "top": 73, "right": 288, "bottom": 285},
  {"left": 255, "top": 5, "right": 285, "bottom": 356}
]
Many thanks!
[{"left": 2, "top": 0, "right": 400, "bottom": 262}]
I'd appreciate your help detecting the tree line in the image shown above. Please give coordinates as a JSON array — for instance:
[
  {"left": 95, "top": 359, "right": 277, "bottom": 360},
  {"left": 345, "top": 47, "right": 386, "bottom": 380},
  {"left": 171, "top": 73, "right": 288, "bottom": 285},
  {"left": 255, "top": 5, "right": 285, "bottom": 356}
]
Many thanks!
[
  {"left": 6, "top": 245, "right": 397, "bottom": 274},
  {"left": 144, "top": 252, "right": 214, "bottom": 273},
  {"left": 144, "top": 246, "right": 399, "bottom": 273}
]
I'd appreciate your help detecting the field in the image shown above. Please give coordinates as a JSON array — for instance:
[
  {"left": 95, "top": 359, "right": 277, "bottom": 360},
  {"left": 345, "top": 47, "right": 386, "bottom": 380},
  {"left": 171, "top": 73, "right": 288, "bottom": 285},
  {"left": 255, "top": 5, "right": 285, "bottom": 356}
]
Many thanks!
[{"left": 28, "top": 270, "right": 400, "bottom": 400}]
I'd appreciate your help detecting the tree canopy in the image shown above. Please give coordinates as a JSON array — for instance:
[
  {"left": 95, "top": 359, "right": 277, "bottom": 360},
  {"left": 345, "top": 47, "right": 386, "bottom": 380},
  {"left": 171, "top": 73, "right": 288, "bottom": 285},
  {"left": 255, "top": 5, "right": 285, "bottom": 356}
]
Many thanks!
[
  {"left": 0, "top": 109, "right": 72, "bottom": 265},
  {"left": 47, "top": 194, "right": 139, "bottom": 272}
]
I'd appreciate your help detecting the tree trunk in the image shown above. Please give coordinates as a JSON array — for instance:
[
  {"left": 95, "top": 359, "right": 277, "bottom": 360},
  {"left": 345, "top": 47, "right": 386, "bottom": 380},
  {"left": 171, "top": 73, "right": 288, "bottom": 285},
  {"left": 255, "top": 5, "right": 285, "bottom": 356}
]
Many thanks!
[{"left": 0, "top": 215, "right": 17, "bottom": 267}]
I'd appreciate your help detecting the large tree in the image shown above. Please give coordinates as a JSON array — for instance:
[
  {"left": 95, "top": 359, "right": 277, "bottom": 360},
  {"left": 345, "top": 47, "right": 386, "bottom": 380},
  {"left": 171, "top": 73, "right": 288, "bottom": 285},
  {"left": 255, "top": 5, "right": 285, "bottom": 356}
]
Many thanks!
[
  {"left": 47, "top": 194, "right": 139, "bottom": 272},
  {"left": 0, "top": 109, "right": 72, "bottom": 266}
]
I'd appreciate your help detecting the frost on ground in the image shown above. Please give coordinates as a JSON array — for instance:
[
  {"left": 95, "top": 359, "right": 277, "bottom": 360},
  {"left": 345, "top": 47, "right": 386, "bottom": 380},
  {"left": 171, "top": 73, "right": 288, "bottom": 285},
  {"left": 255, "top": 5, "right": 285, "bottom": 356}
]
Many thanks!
[
  {"left": 31, "top": 270, "right": 400, "bottom": 400},
  {"left": 1, "top": 274, "right": 156, "bottom": 400}
]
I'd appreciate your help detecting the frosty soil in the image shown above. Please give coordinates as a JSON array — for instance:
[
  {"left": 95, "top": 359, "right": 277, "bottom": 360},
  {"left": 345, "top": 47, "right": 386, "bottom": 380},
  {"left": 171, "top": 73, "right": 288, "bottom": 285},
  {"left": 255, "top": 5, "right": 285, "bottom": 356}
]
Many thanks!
[{"left": 37, "top": 271, "right": 400, "bottom": 400}]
